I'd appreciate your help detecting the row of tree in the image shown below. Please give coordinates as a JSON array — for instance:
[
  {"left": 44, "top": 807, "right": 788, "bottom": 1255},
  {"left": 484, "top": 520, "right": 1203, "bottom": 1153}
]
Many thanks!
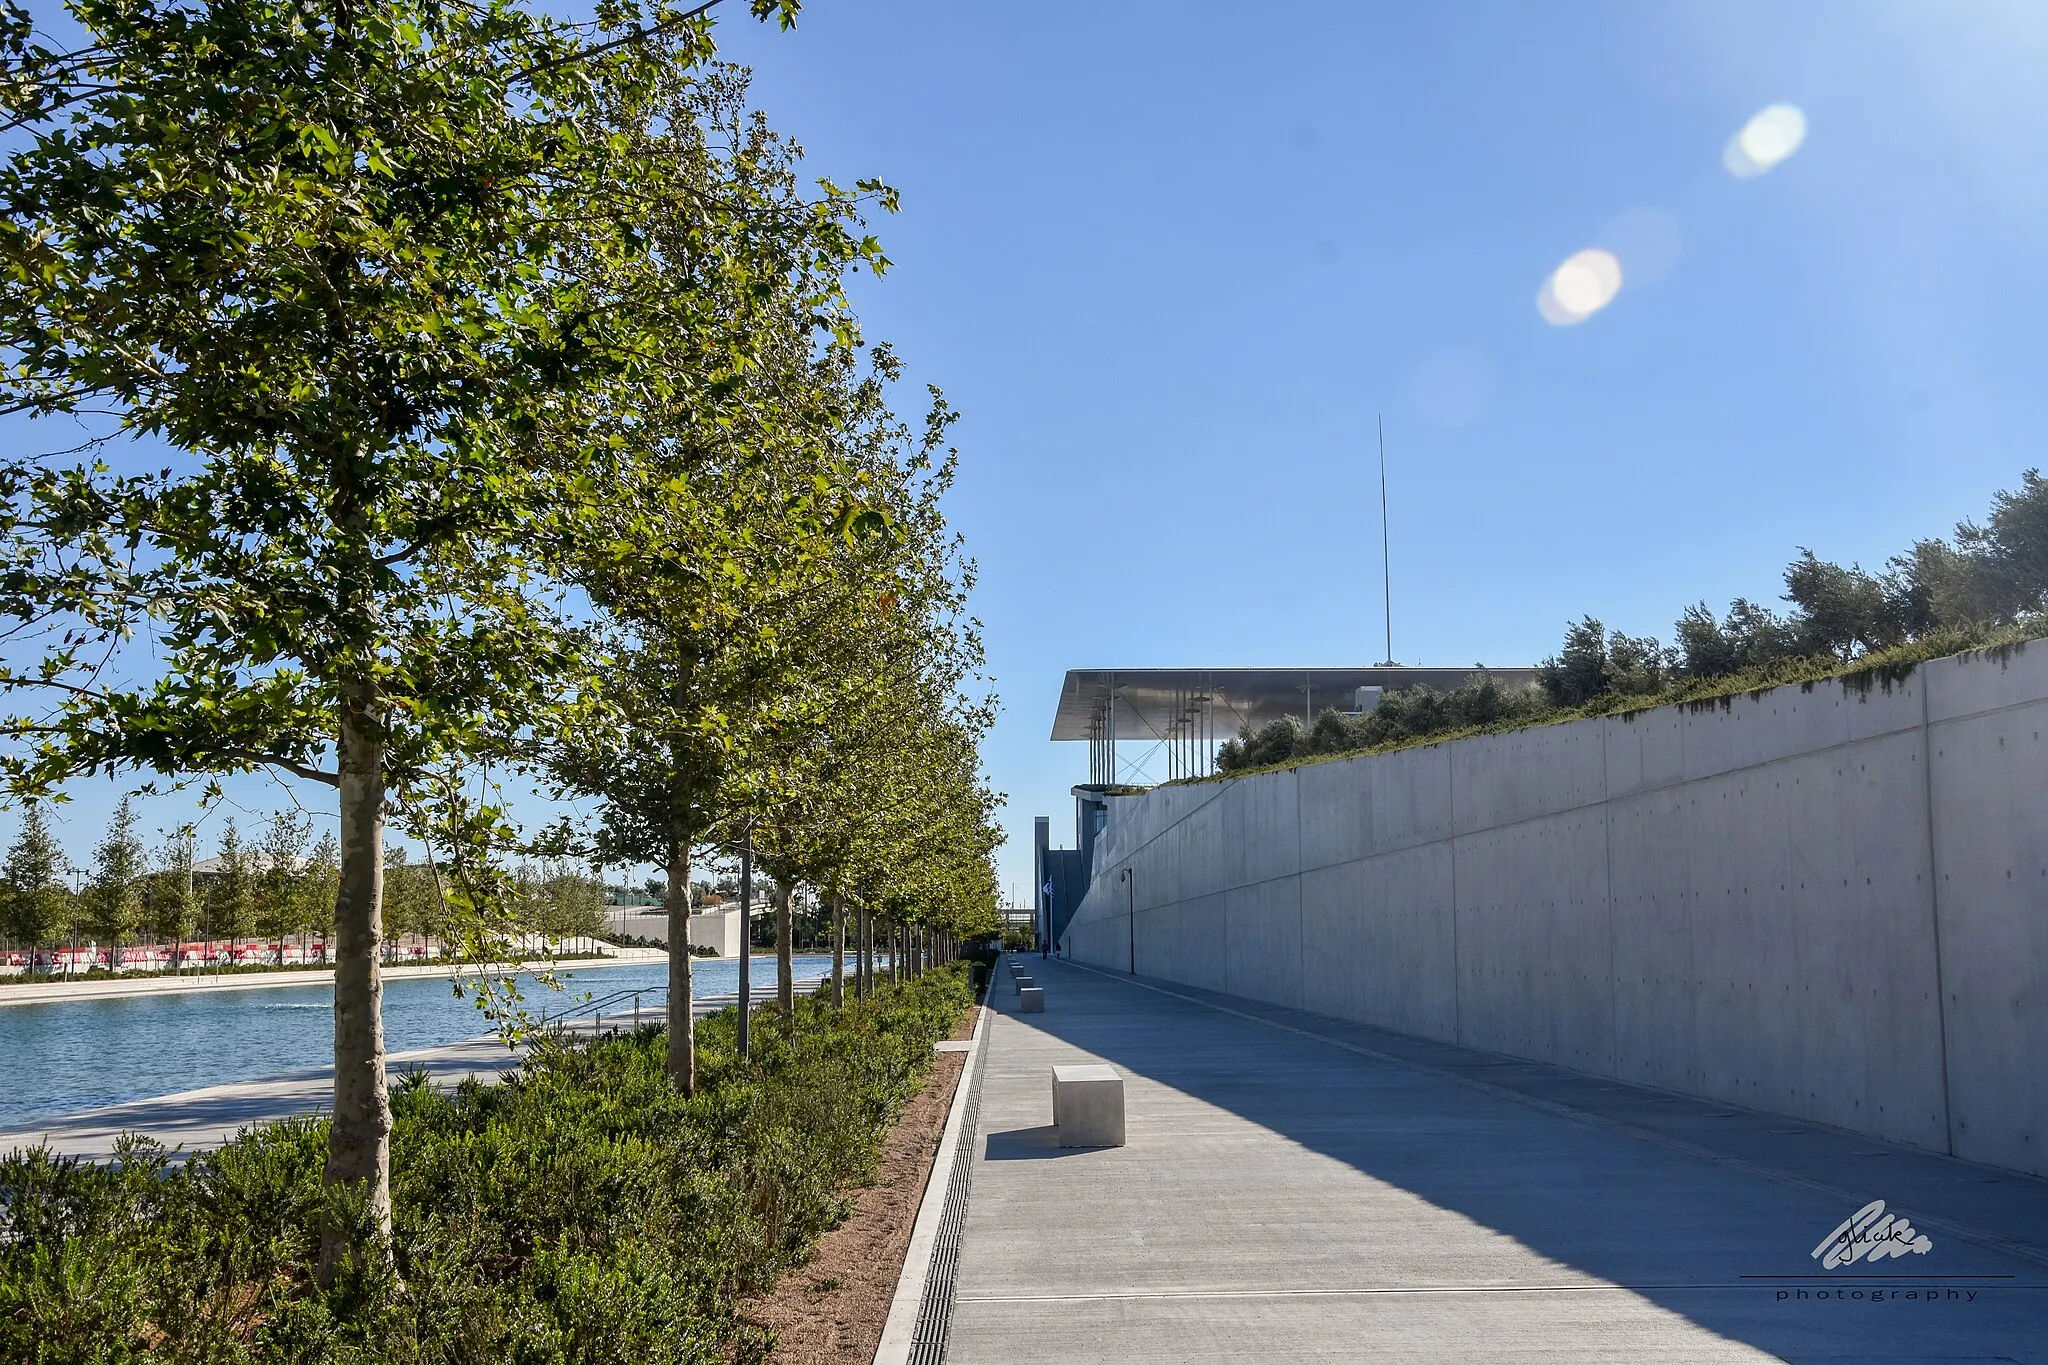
[
  {"left": 0, "top": 0, "right": 1001, "bottom": 1273},
  {"left": 1218, "top": 469, "right": 2048, "bottom": 771},
  {"left": 0, "top": 802, "right": 607, "bottom": 966}
]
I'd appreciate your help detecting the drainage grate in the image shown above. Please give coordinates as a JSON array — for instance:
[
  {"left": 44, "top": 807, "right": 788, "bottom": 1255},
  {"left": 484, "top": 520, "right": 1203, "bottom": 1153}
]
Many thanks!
[{"left": 907, "top": 1029, "right": 989, "bottom": 1365}]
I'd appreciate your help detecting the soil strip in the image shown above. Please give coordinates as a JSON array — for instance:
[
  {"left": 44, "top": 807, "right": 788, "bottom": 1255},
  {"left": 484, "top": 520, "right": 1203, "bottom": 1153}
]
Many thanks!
[{"left": 740, "top": 1000, "right": 982, "bottom": 1363}]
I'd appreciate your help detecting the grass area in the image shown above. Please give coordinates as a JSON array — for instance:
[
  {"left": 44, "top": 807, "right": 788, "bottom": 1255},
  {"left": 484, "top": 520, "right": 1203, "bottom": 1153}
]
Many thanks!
[
  {"left": 0, "top": 965, "right": 973, "bottom": 1362},
  {"left": 1182, "top": 622, "right": 2045, "bottom": 785}
]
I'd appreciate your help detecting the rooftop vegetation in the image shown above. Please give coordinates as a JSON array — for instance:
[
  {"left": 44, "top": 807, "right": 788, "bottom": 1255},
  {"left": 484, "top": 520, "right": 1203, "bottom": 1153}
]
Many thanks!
[{"left": 1209, "top": 470, "right": 2048, "bottom": 780}]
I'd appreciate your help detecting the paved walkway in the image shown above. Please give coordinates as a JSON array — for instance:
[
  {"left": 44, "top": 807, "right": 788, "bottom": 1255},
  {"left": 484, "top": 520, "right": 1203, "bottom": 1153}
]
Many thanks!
[{"left": 948, "top": 956, "right": 2048, "bottom": 1363}]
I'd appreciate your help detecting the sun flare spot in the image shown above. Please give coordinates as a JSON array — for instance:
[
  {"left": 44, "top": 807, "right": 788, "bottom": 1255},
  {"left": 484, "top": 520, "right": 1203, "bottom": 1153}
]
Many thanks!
[
  {"left": 1537, "top": 248, "right": 1623, "bottom": 326},
  {"left": 1724, "top": 103, "right": 1807, "bottom": 178}
]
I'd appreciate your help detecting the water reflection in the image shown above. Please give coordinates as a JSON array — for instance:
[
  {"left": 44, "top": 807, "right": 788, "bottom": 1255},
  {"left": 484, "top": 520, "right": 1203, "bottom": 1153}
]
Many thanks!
[{"left": 0, "top": 955, "right": 839, "bottom": 1129}]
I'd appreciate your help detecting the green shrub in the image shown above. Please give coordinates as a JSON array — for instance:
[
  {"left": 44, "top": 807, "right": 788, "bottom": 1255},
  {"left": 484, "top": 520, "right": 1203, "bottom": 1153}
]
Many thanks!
[{"left": 1, "top": 966, "right": 972, "bottom": 1363}]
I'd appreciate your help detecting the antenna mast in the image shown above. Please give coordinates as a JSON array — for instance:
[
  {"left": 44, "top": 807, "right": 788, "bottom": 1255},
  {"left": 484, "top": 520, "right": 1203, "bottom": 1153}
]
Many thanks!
[{"left": 1378, "top": 414, "right": 1394, "bottom": 666}]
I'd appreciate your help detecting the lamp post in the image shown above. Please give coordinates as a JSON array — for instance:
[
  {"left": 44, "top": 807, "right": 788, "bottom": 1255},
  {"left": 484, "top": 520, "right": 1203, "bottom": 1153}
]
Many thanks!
[
  {"left": 1040, "top": 878, "right": 1052, "bottom": 960},
  {"left": 737, "top": 824, "right": 753, "bottom": 1060},
  {"left": 67, "top": 864, "right": 84, "bottom": 978},
  {"left": 1119, "top": 866, "right": 1135, "bottom": 974}
]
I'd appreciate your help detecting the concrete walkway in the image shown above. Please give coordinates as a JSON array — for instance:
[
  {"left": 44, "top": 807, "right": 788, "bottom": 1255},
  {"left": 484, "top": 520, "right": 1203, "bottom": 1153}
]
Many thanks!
[{"left": 949, "top": 956, "right": 2048, "bottom": 1364}]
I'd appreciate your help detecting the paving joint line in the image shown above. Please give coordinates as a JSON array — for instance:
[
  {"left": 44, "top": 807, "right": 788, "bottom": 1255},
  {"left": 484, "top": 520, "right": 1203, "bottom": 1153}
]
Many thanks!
[
  {"left": 1060, "top": 959, "right": 2048, "bottom": 1274},
  {"left": 958, "top": 1281, "right": 2048, "bottom": 1303}
]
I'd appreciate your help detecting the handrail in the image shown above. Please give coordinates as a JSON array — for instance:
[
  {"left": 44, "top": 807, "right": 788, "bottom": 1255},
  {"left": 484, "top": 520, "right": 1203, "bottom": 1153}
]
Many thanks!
[
  {"left": 536, "top": 973, "right": 833, "bottom": 1035},
  {"left": 539, "top": 983, "right": 667, "bottom": 1029}
]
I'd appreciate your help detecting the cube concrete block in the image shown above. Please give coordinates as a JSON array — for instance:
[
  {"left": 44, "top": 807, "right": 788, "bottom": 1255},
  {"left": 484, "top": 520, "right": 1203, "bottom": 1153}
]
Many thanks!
[
  {"left": 1053, "top": 1064, "right": 1124, "bottom": 1146},
  {"left": 1018, "top": 985, "right": 1045, "bottom": 1012}
]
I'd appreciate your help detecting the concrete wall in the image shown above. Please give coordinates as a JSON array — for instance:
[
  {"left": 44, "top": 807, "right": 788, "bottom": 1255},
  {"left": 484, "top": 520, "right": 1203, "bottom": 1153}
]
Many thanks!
[
  {"left": 1064, "top": 644, "right": 2048, "bottom": 1177},
  {"left": 607, "top": 907, "right": 744, "bottom": 957}
]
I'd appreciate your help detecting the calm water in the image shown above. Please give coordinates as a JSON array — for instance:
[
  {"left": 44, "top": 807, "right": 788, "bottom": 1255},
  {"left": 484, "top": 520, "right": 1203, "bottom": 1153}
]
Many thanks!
[{"left": 0, "top": 954, "right": 842, "bottom": 1130}]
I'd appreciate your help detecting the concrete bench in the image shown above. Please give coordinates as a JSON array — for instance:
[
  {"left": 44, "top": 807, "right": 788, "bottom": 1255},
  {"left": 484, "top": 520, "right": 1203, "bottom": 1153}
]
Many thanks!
[
  {"left": 1053, "top": 1064, "right": 1124, "bottom": 1147},
  {"left": 1018, "top": 985, "right": 1044, "bottom": 1012}
]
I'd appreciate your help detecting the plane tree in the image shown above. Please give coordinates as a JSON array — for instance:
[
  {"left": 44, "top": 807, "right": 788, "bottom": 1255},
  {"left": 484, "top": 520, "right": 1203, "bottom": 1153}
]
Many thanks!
[
  {"left": 550, "top": 315, "right": 920, "bottom": 1090},
  {"left": 0, "top": 0, "right": 830, "bottom": 1266}
]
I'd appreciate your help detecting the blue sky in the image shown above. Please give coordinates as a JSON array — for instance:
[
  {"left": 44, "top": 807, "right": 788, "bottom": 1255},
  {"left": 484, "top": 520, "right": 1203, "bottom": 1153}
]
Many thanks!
[
  {"left": 10, "top": 1, "right": 2048, "bottom": 906},
  {"left": 715, "top": 0, "right": 2048, "bottom": 903}
]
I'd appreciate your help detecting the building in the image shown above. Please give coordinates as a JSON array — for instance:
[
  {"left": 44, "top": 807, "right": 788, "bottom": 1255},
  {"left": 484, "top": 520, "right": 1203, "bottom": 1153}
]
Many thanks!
[
  {"left": 603, "top": 905, "right": 746, "bottom": 957},
  {"left": 1038, "top": 665, "right": 1537, "bottom": 949}
]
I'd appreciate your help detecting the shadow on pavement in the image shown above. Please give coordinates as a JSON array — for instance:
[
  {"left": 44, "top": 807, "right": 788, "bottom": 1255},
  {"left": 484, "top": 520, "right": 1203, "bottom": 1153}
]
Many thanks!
[
  {"left": 987, "top": 955, "right": 2048, "bottom": 1363},
  {"left": 984, "top": 1124, "right": 1101, "bottom": 1160}
]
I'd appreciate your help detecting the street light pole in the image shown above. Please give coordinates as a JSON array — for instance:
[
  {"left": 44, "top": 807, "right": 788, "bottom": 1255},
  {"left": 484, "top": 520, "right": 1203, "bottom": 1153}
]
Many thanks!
[
  {"left": 1120, "top": 867, "right": 1135, "bottom": 974},
  {"left": 1040, "top": 881, "right": 1051, "bottom": 960},
  {"left": 737, "top": 824, "right": 753, "bottom": 1060},
  {"left": 68, "top": 865, "right": 84, "bottom": 978}
]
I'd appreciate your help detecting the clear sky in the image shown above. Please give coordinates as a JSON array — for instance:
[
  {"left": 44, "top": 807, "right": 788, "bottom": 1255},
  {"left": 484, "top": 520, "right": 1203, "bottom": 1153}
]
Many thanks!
[
  {"left": 10, "top": 1, "right": 2048, "bottom": 906},
  {"left": 715, "top": 0, "right": 2048, "bottom": 905}
]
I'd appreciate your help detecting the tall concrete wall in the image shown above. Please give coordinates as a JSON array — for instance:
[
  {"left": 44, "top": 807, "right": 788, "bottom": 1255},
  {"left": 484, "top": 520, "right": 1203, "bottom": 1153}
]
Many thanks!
[{"left": 1064, "top": 643, "right": 2048, "bottom": 1177}]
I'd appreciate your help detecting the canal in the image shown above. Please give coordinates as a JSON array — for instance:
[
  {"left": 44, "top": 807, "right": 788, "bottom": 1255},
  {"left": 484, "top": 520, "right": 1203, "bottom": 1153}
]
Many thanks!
[{"left": 0, "top": 954, "right": 843, "bottom": 1130}]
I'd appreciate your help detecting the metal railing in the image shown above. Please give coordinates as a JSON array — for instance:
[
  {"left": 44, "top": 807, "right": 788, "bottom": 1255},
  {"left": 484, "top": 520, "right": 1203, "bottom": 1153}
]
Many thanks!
[
  {"left": 535, "top": 975, "right": 834, "bottom": 1037},
  {"left": 538, "top": 984, "right": 667, "bottom": 1034}
]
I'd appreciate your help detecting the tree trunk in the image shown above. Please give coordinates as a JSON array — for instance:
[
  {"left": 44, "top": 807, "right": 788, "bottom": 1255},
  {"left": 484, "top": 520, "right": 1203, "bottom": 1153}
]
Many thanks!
[
  {"left": 831, "top": 896, "right": 844, "bottom": 1007},
  {"left": 321, "top": 682, "right": 390, "bottom": 1281},
  {"left": 665, "top": 828, "right": 694, "bottom": 1095},
  {"left": 773, "top": 877, "right": 793, "bottom": 1018}
]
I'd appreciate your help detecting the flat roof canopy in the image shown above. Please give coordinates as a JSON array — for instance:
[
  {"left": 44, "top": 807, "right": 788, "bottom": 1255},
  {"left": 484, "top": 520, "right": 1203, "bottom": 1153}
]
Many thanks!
[{"left": 1050, "top": 666, "right": 1541, "bottom": 741}]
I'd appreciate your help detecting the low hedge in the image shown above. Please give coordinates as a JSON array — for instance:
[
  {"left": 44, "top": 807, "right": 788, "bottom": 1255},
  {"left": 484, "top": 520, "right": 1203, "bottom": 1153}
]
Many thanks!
[{"left": 1, "top": 964, "right": 973, "bottom": 1363}]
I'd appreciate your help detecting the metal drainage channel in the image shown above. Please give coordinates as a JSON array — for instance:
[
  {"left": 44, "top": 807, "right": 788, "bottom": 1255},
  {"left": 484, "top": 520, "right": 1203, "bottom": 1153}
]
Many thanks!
[{"left": 906, "top": 1027, "right": 990, "bottom": 1365}]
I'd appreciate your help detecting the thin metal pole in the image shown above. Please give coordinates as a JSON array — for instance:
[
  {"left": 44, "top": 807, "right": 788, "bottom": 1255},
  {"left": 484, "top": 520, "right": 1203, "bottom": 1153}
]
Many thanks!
[
  {"left": 857, "top": 898, "right": 870, "bottom": 998},
  {"left": 1107, "top": 682, "right": 1117, "bottom": 785},
  {"left": 1379, "top": 413, "right": 1393, "bottom": 666},
  {"left": 737, "top": 826, "right": 752, "bottom": 1059},
  {"left": 1122, "top": 867, "right": 1135, "bottom": 974}
]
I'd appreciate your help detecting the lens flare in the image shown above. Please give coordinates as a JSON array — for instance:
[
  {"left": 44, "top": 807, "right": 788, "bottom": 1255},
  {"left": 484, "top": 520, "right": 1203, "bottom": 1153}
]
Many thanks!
[
  {"left": 1411, "top": 348, "right": 1495, "bottom": 427},
  {"left": 1724, "top": 104, "right": 1807, "bottom": 178},
  {"left": 1537, "top": 248, "right": 1623, "bottom": 326},
  {"left": 1597, "top": 206, "right": 1682, "bottom": 288}
]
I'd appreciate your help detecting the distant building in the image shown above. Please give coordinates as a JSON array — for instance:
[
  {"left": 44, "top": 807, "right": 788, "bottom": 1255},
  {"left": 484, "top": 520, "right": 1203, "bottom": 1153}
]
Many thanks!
[
  {"left": 603, "top": 905, "right": 745, "bottom": 957},
  {"left": 1038, "top": 665, "right": 1536, "bottom": 948}
]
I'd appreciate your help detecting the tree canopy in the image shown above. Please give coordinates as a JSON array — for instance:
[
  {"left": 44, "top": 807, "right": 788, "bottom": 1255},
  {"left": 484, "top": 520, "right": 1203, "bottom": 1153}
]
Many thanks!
[{"left": 0, "top": 0, "right": 1002, "bottom": 1267}]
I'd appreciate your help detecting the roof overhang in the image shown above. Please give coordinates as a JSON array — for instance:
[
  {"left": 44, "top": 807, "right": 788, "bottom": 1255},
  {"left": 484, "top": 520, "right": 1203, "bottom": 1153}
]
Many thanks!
[{"left": 1049, "top": 666, "right": 1541, "bottom": 741}]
